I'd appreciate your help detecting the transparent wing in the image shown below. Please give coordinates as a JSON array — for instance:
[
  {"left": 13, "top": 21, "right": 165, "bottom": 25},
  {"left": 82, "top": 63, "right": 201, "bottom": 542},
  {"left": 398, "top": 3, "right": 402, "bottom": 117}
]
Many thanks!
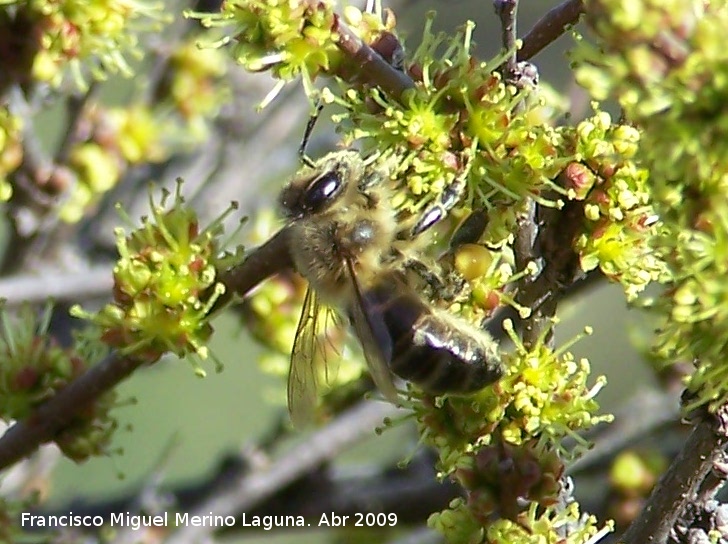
[
  {"left": 345, "top": 260, "right": 400, "bottom": 404},
  {"left": 288, "top": 286, "right": 321, "bottom": 428},
  {"left": 287, "top": 286, "right": 342, "bottom": 428}
]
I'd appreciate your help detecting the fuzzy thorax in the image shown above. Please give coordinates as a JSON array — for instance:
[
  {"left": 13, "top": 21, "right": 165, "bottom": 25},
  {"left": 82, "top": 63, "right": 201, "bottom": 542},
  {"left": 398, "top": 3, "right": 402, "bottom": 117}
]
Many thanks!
[{"left": 288, "top": 196, "right": 397, "bottom": 302}]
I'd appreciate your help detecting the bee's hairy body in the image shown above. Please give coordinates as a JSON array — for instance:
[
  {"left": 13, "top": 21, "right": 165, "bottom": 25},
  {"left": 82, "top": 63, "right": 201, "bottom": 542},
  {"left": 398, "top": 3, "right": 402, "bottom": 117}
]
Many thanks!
[
  {"left": 282, "top": 152, "right": 403, "bottom": 297},
  {"left": 287, "top": 196, "right": 396, "bottom": 302},
  {"left": 279, "top": 151, "right": 502, "bottom": 423}
]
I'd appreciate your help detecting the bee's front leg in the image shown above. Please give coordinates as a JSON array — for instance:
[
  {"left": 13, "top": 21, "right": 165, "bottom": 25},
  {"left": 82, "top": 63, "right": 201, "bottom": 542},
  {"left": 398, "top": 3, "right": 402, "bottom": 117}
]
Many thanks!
[
  {"left": 402, "top": 257, "right": 469, "bottom": 303},
  {"left": 411, "top": 176, "right": 468, "bottom": 236}
]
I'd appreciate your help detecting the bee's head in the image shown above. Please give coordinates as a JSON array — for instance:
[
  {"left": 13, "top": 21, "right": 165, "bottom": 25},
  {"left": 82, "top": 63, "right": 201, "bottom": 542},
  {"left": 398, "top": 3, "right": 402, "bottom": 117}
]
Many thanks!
[
  {"left": 279, "top": 168, "right": 346, "bottom": 220},
  {"left": 279, "top": 152, "right": 363, "bottom": 220}
]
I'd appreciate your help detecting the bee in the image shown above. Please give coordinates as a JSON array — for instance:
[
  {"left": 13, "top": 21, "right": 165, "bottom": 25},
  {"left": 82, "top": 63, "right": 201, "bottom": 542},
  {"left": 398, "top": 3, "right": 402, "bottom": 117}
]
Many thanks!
[{"left": 278, "top": 151, "right": 503, "bottom": 426}]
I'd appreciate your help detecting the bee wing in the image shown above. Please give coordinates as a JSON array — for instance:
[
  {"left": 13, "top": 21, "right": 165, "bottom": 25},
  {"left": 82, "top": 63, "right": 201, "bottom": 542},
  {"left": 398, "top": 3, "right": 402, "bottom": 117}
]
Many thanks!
[
  {"left": 288, "top": 286, "right": 330, "bottom": 428},
  {"left": 345, "top": 260, "right": 400, "bottom": 405},
  {"left": 288, "top": 286, "right": 345, "bottom": 427}
]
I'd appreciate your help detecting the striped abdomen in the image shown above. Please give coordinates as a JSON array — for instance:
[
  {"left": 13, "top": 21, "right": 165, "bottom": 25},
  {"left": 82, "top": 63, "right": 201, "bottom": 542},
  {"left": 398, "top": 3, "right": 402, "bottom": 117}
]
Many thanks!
[{"left": 351, "top": 275, "right": 503, "bottom": 394}]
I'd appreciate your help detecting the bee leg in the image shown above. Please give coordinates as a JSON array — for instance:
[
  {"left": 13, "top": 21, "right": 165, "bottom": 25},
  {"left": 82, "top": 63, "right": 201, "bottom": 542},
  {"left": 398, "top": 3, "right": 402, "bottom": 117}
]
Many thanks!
[
  {"left": 403, "top": 258, "right": 467, "bottom": 303},
  {"left": 411, "top": 146, "right": 479, "bottom": 237},
  {"left": 358, "top": 161, "right": 389, "bottom": 193},
  {"left": 411, "top": 176, "right": 466, "bottom": 236},
  {"left": 449, "top": 208, "right": 488, "bottom": 250},
  {"left": 404, "top": 258, "right": 445, "bottom": 290}
]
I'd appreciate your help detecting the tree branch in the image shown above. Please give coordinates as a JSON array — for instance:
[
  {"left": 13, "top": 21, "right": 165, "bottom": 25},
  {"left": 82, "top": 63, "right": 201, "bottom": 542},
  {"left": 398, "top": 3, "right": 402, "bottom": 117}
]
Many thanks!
[
  {"left": 620, "top": 404, "right": 728, "bottom": 544},
  {"left": 212, "top": 226, "right": 294, "bottom": 309},
  {"left": 0, "top": 266, "right": 113, "bottom": 305},
  {"left": 512, "top": 201, "right": 543, "bottom": 347},
  {"left": 494, "top": 0, "right": 519, "bottom": 76},
  {"left": 54, "top": 83, "right": 98, "bottom": 165},
  {"left": 332, "top": 15, "right": 415, "bottom": 101},
  {"left": 0, "top": 352, "right": 144, "bottom": 471},
  {"left": 518, "top": 0, "right": 585, "bottom": 62},
  {"left": 165, "top": 400, "right": 404, "bottom": 543}
]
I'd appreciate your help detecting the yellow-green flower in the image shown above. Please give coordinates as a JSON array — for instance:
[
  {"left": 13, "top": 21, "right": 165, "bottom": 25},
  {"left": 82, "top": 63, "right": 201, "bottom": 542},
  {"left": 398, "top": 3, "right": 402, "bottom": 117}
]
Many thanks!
[
  {"left": 73, "top": 184, "right": 234, "bottom": 373},
  {"left": 573, "top": 0, "right": 728, "bottom": 410},
  {"left": 189, "top": 0, "right": 395, "bottom": 103},
  {"left": 1, "top": 0, "right": 167, "bottom": 88}
]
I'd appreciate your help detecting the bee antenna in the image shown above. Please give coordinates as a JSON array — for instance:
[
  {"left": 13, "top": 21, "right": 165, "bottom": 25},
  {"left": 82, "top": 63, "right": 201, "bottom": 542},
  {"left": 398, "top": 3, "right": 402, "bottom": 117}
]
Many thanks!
[{"left": 299, "top": 100, "right": 324, "bottom": 167}]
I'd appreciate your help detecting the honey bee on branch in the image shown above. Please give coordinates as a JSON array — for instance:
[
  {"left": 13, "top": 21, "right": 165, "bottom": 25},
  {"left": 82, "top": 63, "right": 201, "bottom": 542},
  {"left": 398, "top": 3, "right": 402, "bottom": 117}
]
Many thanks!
[{"left": 276, "top": 150, "right": 503, "bottom": 427}]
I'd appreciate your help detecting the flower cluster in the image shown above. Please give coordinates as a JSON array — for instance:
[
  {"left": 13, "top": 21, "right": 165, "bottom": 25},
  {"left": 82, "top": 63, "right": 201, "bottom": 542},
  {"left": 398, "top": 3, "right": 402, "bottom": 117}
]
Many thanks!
[
  {"left": 413, "top": 321, "right": 610, "bottom": 540},
  {"left": 332, "top": 15, "right": 564, "bottom": 231},
  {"left": 573, "top": 0, "right": 708, "bottom": 120},
  {"left": 160, "top": 35, "right": 230, "bottom": 141},
  {"left": 430, "top": 497, "right": 608, "bottom": 544},
  {"left": 0, "top": 0, "right": 165, "bottom": 89},
  {"left": 189, "top": 0, "right": 395, "bottom": 104},
  {"left": 0, "top": 107, "right": 22, "bottom": 201},
  {"left": 561, "top": 110, "right": 668, "bottom": 301},
  {"left": 73, "top": 184, "right": 233, "bottom": 373},
  {"left": 574, "top": 0, "right": 728, "bottom": 410},
  {"left": 0, "top": 305, "right": 118, "bottom": 461}
]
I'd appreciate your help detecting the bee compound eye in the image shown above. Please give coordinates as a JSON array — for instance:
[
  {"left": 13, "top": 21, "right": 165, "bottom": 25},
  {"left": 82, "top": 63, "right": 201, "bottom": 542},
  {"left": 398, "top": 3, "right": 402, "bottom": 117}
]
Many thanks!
[{"left": 304, "top": 171, "right": 343, "bottom": 213}]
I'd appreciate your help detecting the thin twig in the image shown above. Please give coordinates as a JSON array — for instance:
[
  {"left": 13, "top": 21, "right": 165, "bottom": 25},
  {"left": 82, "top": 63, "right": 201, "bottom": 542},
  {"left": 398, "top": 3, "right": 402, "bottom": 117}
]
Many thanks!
[
  {"left": 620, "top": 405, "right": 728, "bottom": 544},
  {"left": 0, "top": 266, "right": 113, "bottom": 305},
  {"left": 494, "top": 0, "right": 519, "bottom": 76},
  {"left": 4, "top": 87, "right": 91, "bottom": 275},
  {"left": 494, "top": 0, "right": 551, "bottom": 348},
  {"left": 2, "top": 89, "right": 57, "bottom": 275},
  {"left": 211, "top": 227, "right": 294, "bottom": 310},
  {"left": 515, "top": 192, "right": 591, "bottom": 348},
  {"left": 55, "top": 83, "right": 98, "bottom": 165},
  {"left": 332, "top": 15, "right": 415, "bottom": 102},
  {"left": 518, "top": 0, "right": 585, "bottom": 62},
  {"left": 34, "top": 448, "right": 458, "bottom": 536},
  {"left": 112, "top": 435, "right": 183, "bottom": 544},
  {"left": 388, "top": 526, "right": 443, "bottom": 544},
  {"left": 165, "top": 400, "right": 404, "bottom": 543},
  {"left": 502, "top": 74, "right": 558, "bottom": 346},
  {"left": 513, "top": 201, "right": 541, "bottom": 347}
]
